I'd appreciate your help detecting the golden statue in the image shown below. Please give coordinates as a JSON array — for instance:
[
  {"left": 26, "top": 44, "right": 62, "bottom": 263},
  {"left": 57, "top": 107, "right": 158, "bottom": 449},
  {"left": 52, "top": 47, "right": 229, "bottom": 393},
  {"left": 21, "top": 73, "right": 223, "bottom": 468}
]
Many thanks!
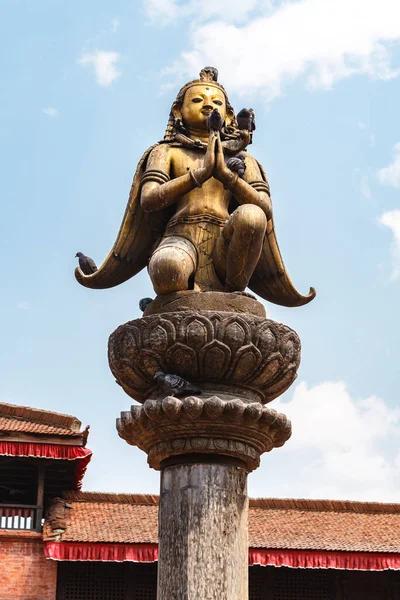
[{"left": 75, "top": 67, "right": 315, "bottom": 307}]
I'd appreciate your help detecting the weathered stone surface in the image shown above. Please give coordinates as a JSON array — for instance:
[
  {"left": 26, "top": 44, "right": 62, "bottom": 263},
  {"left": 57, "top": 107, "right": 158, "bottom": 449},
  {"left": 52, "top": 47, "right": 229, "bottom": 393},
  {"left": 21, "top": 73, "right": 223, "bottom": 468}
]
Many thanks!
[
  {"left": 158, "top": 463, "right": 248, "bottom": 600},
  {"left": 109, "top": 311, "right": 301, "bottom": 404},
  {"left": 116, "top": 395, "right": 291, "bottom": 471},
  {"left": 143, "top": 290, "right": 266, "bottom": 317}
]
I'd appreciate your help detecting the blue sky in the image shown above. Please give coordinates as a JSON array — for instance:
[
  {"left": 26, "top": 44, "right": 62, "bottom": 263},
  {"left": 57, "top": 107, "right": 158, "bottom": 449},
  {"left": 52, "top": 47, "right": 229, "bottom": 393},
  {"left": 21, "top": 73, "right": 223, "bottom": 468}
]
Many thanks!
[{"left": 1, "top": 0, "right": 400, "bottom": 501}]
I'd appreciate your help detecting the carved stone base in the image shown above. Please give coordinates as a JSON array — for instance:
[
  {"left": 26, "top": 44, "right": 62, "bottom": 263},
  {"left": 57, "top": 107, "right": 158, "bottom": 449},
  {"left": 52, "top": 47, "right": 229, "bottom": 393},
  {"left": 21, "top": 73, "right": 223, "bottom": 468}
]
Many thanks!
[
  {"left": 109, "top": 309, "right": 301, "bottom": 405},
  {"left": 143, "top": 290, "right": 266, "bottom": 317},
  {"left": 117, "top": 395, "right": 291, "bottom": 472}
]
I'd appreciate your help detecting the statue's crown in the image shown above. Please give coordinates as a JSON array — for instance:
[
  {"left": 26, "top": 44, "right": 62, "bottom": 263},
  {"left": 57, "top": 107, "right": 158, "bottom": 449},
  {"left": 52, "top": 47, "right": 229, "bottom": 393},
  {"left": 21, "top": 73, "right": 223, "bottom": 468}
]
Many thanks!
[{"left": 177, "top": 66, "right": 226, "bottom": 99}]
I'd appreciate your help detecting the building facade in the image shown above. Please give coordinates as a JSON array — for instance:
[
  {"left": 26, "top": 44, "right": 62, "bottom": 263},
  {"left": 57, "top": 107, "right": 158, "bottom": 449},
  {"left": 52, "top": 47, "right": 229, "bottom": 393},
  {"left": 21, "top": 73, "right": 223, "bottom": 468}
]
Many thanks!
[{"left": 1, "top": 401, "right": 400, "bottom": 600}]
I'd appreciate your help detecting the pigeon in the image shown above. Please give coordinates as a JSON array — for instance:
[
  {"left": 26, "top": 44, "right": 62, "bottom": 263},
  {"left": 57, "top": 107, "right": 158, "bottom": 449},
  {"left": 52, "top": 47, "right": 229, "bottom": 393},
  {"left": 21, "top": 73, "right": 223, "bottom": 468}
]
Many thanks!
[
  {"left": 75, "top": 252, "right": 97, "bottom": 275},
  {"left": 202, "top": 66, "right": 219, "bottom": 82},
  {"left": 236, "top": 108, "right": 256, "bottom": 143},
  {"left": 139, "top": 297, "right": 153, "bottom": 312},
  {"left": 206, "top": 108, "right": 224, "bottom": 132},
  {"left": 153, "top": 372, "right": 202, "bottom": 397},
  {"left": 226, "top": 154, "right": 246, "bottom": 178}
]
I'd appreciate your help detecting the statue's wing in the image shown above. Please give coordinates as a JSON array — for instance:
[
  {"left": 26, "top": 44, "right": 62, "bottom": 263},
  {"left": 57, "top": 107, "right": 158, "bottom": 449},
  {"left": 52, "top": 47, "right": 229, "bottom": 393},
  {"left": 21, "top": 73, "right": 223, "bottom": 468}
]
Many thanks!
[
  {"left": 75, "top": 144, "right": 170, "bottom": 290},
  {"left": 248, "top": 161, "right": 316, "bottom": 307}
]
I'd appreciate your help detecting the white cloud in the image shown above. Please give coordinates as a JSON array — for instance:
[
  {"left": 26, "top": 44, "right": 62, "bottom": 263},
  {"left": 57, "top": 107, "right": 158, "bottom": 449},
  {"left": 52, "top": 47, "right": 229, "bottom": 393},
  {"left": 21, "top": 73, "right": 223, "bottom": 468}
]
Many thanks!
[
  {"left": 145, "top": 0, "right": 258, "bottom": 26},
  {"left": 145, "top": 0, "right": 180, "bottom": 25},
  {"left": 378, "top": 209, "right": 400, "bottom": 280},
  {"left": 42, "top": 107, "right": 58, "bottom": 117},
  {"left": 272, "top": 381, "right": 400, "bottom": 501},
  {"left": 111, "top": 18, "right": 120, "bottom": 33},
  {"left": 161, "top": 0, "right": 400, "bottom": 99},
  {"left": 79, "top": 50, "right": 121, "bottom": 87},
  {"left": 378, "top": 142, "right": 400, "bottom": 188}
]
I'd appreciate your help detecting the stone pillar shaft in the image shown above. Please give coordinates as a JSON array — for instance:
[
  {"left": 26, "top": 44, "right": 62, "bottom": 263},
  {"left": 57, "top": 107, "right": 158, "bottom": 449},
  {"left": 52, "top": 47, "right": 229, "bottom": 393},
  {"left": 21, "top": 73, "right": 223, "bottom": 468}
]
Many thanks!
[
  {"left": 113, "top": 301, "right": 299, "bottom": 599},
  {"left": 157, "top": 462, "right": 248, "bottom": 600}
]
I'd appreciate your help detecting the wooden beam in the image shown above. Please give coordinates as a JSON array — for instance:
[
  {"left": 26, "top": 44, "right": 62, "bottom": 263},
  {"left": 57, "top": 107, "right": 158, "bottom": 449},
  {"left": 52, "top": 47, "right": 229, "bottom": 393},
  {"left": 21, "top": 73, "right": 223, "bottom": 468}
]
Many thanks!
[{"left": 35, "top": 463, "right": 45, "bottom": 532}]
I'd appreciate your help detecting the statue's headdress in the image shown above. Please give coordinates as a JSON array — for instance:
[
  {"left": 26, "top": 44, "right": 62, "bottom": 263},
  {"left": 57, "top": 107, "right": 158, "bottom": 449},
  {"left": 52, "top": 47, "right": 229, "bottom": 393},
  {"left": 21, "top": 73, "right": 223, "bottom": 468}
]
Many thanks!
[{"left": 164, "top": 67, "right": 238, "bottom": 144}]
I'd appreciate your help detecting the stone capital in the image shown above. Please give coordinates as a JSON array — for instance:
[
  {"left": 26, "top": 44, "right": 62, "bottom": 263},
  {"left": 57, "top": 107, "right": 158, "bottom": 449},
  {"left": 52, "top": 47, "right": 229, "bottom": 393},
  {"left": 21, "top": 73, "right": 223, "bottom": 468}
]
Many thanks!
[{"left": 117, "top": 395, "right": 291, "bottom": 472}]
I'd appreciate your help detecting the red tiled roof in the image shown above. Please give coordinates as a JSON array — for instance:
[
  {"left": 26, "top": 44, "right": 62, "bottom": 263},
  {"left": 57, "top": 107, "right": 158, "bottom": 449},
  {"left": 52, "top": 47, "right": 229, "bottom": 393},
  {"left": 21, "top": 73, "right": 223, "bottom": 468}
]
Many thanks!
[
  {"left": 248, "top": 498, "right": 400, "bottom": 553},
  {"left": 44, "top": 493, "right": 158, "bottom": 544},
  {"left": 0, "top": 402, "right": 86, "bottom": 438},
  {"left": 43, "top": 493, "right": 400, "bottom": 554}
]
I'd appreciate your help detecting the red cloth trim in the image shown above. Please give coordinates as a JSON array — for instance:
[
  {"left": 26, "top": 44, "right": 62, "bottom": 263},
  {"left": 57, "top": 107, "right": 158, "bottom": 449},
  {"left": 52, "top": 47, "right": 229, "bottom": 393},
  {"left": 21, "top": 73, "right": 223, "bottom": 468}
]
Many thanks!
[
  {"left": 0, "top": 442, "right": 92, "bottom": 490},
  {"left": 249, "top": 549, "right": 400, "bottom": 571},
  {"left": 44, "top": 542, "right": 158, "bottom": 563},
  {"left": 45, "top": 543, "right": 400, "bottom": 570}
]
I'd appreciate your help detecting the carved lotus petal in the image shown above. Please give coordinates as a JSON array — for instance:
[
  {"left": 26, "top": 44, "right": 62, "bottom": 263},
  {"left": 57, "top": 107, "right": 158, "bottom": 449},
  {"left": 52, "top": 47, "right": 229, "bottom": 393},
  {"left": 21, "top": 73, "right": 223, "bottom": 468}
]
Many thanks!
[
  {"left": 166, "top": 343, "right": 198, "bottom": 378},
  {"left": 251, "top": 353, "right": 284, "bottom": 388},
  {"left": 224, "top": 399, "right": 245, "bottom": 421},
  {"left": 120, "top": 411, "right": 132, "bottom": 428},
  {"left": 182, "top": 396, "right": 204, "bottom": 420},
  {"left": 199, "top": 339, "right": 231, "bottom": 379},
  {"left": 257, "top": 325, "right": 277, "bottom": 354},
  {"left": 219, "top": 317, "right": 251, "bottom": 352},
  {"left": 242, "top": 403, "right": 263, "bottom": 424},
  {"left": 130, "top": 405, "right": 142, "bottom": 424},
  {"left": 203, "top": 396, "right": 225, "bottom": 418},
  {"left": 143, "top": 399, "right": 164, "bottom": 422},
  {"left": 148, "top": 325, "right": 170, "bottom": 353},
  {"left": 162, "top": 396, "right": 182, "bottom": 419},
  {"left": 228, "top": 344, "right": 262, "bottom": 381},
  {"left": 259, "top": 408, "right": 278, "bottom": 427},
  {"left": 182, "top": 315, "right": 213, "bottom": 349},
  {"left": 137, "top": 350, "right": 165, "bottom": 380}
]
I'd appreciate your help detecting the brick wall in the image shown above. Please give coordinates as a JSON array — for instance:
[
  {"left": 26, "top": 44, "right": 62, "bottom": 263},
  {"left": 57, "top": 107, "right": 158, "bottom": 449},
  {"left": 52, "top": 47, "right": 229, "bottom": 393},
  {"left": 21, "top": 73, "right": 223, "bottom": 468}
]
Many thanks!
[{"left": 0, "top": 531, "right": 57, "bottom": 600}]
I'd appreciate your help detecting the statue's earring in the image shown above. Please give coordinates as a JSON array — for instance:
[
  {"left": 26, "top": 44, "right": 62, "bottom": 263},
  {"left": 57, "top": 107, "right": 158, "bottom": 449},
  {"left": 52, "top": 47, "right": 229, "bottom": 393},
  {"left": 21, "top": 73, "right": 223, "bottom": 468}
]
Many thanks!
[{"left": 174, "top": 117, "right": 184, "bottom": 131}]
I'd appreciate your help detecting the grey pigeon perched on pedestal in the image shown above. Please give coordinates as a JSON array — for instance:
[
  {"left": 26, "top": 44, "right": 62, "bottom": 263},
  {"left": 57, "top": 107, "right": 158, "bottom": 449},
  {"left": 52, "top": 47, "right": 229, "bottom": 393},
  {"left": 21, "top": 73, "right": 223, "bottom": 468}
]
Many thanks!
[
  {"left": 75, "top": 252, "right": 97, "bottom": 275},
  {"left": 226, "top": 153, "right": 246, "bottom": 178},
  {"left": 154, "top": 372, "right": 201, "bottom": 397},
  {"left": 139, "top": 297, "right": 153, "bottom": 312},
  {"left": 206, "top": 108, "right": 224, "bottom": 132},
  {"left": 236, "top": 108, "right": 256, "bottom": 143}
]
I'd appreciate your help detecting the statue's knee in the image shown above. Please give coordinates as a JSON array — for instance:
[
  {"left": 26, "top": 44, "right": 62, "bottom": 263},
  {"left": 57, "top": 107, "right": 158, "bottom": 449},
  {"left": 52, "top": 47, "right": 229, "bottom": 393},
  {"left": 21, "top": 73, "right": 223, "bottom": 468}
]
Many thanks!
[
  {"left": 149, "top": 248, "right": 193, "bottom": 294},
  {"left": 235, "top": 204, "right": 266, "bottom": 234}
]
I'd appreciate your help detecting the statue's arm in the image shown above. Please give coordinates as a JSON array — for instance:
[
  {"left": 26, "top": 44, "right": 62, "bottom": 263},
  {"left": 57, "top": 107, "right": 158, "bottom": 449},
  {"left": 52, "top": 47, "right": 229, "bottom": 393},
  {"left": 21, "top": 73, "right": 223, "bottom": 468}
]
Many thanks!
[
  {"left": 141, "top": 136, "right": 217, "bottom": 213},
  {"left": 214, "top": 136, "right": 271, "bottom": 218},
  {"left": 228, "top": 155, "right": 272, "bottom": 219}
]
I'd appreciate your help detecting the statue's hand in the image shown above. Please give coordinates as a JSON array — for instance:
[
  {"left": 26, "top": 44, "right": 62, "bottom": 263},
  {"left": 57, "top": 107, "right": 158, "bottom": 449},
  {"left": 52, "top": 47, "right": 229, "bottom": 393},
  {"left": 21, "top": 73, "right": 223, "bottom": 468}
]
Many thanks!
[
  {"left": 214, "top": 134, "right": 238, "bottom": 189},
  {"left": 191, "top": 132, "right": 217, "bottom": 186}
]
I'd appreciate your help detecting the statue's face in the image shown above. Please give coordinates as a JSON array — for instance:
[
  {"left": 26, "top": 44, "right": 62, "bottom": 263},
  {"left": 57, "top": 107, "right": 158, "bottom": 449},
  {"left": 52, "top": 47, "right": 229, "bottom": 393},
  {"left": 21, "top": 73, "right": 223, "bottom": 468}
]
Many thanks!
[{"left": 180, "top": 84, "right": 227, "bottom": 130}]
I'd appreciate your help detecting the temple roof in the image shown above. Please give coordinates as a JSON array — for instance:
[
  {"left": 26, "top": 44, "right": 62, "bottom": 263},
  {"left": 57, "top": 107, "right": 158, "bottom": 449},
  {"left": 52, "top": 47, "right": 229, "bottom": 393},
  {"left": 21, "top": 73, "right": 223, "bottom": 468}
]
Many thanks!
[
  {"left": 43, "top": 492, "right": 400, "bottom": 554},
  {"left": 0, "top": 402, "right": 89, "bottom": 444}
]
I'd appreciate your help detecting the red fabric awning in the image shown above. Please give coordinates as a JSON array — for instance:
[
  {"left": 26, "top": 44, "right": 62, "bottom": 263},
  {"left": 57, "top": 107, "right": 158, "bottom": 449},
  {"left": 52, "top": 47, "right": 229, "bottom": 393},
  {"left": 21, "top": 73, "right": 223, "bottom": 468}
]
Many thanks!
[
  {"left": 0, "top": 442, "right": 92, "bottom": 490},
  {"left": 44, "top": 542, "right": 400, "bottom": 571},
  {"left": 45, "top": 542, "right": 158, "bottom": 563},
  {"left": 249, "top": 549, "right": 400, "bottom": 571}
]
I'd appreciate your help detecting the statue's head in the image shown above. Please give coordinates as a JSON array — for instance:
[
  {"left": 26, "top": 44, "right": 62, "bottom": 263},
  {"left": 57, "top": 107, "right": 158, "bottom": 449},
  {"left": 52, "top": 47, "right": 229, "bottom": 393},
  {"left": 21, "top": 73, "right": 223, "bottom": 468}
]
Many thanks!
[{"left": 164, "top": 67, "right": 237, "bottom": 141}]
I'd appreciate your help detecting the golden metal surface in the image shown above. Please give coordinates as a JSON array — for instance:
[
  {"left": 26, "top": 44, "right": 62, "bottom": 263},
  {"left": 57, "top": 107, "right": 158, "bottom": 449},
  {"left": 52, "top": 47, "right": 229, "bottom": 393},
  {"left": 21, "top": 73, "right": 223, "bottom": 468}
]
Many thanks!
[{"left": 75, "top": 69, "right": 315, "bottom": 307}]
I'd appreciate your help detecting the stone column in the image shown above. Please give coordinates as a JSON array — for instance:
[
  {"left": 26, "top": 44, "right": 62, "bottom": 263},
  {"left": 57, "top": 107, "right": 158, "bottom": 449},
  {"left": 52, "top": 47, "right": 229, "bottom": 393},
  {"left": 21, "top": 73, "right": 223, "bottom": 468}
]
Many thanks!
[
  {"left": 110, "top": 292, "right": 301, "bottom": 600},
  {"left": 158, "top": 462, "right": 248, "bottom": 600}
]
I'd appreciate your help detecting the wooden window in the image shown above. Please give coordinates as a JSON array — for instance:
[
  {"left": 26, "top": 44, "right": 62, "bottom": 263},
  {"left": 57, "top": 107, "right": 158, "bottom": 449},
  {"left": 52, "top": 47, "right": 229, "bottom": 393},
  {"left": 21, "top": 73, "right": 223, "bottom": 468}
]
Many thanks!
[
  {"left": 57, "top": 563, "right": 125, "bottom": 600},
  {"left": 270, "top": 567, "right": 333, "bottom": 600},
  {"left": 249, "top": 566, "right": 269, "bottom": 600},
  {"left": 129, "top": 563, "right": 157, "bottom": 600}
]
